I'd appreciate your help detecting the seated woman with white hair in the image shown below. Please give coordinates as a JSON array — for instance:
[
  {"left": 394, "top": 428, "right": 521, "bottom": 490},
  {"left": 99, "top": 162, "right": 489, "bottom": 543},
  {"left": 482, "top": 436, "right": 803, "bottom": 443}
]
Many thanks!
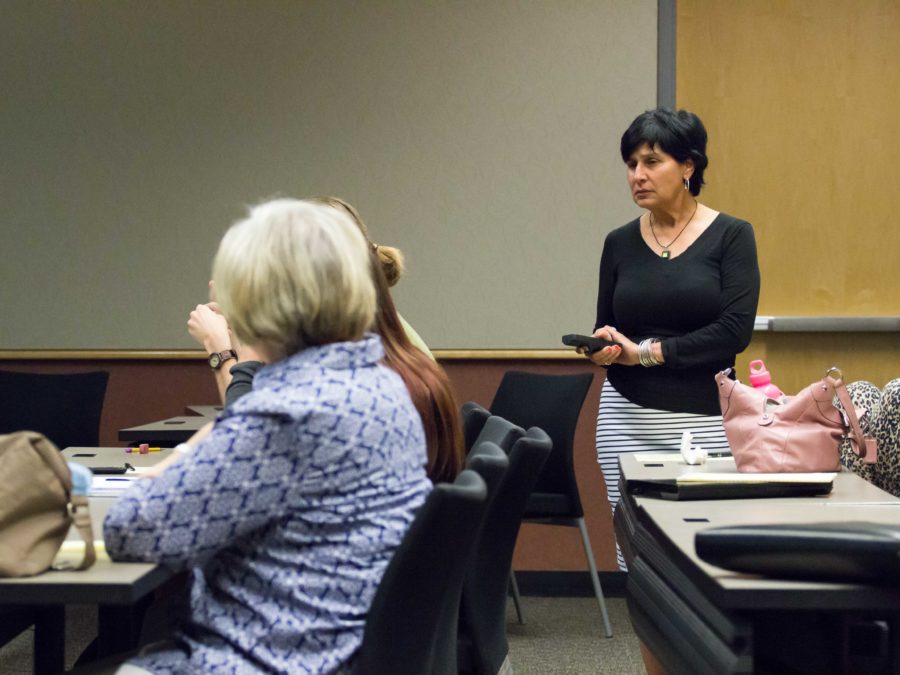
[{"left": 103, "top": 199, "right": 432, "bottom": 674}]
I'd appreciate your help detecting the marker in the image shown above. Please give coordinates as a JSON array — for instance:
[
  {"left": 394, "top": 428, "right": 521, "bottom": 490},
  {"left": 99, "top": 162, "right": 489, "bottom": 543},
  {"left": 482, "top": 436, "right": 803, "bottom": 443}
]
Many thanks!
[{"left": 125, "top": 447, "right": 163, "bottom": 453}]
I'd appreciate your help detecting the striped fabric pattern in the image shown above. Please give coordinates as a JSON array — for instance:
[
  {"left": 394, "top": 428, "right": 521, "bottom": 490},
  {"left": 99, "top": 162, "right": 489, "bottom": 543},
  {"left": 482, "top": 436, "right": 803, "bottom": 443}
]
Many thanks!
[{"left": 595, "top": 378, "right": 729, "bottom": 570}]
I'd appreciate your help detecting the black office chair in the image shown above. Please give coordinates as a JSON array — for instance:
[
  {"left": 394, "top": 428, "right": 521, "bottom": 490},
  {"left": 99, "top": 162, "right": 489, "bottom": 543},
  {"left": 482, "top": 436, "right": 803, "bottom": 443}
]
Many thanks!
[
  {"left": 489, "top": 370, "right": 613, "bottom": 638},
  {"left": 466, "top": 413, "right": 526, "bottom": 624},
  {"left": 462, "top": 401, "right": 492, "bottom": 453},
  {"left": 471, "top": 414, "right": 525, "bottom": 454},
  {"left": 465, "top": 440, "right": 512, "bottom": 505},
  {"left": 458, "top": 428, "right": 553, "bottom": 675},
  {"left": 0, "top": 370, "right": 109, "bottom": 449},
  {"left": 426, "top": 441, "right": 510, "bottom": 675},
  {"left": 354, "top": 469, "right": 489, "bottom": 675}
]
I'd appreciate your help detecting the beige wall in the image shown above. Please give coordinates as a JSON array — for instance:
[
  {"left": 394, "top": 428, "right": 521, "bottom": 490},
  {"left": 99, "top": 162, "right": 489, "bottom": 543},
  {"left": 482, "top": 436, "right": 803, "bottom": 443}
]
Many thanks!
[
  {"left": 678, "top": 0, "right": 900, "bottom": 388},
  {"left": 3, "top": 2, "right": 898, "bottom": 575},
  {"left": 0, "top": 0, "right": 656, "bottom": 350}
]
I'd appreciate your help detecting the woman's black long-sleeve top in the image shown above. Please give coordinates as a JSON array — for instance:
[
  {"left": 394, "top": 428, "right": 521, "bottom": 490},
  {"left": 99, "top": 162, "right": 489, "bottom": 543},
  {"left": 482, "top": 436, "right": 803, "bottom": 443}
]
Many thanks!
[{"left": 594, "top": 213, "right": 760, "bottom": 415}]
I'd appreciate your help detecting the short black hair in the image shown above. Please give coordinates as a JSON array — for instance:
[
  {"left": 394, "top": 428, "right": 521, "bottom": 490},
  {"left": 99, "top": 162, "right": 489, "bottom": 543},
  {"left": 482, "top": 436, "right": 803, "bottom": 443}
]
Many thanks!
[{"left": 620, "top": 108, "right": 708, "bottom": 196}]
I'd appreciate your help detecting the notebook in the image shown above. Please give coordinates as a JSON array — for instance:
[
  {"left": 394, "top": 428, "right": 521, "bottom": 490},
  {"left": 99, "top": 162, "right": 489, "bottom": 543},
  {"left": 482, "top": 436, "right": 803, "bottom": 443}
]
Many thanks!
[{"left": 628, "top": 472, "right": 836, "bottom": 501}]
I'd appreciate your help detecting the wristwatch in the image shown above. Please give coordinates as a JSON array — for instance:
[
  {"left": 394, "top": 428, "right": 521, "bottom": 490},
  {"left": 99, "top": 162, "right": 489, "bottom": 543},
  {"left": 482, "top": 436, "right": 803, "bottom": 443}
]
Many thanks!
[{"left": 208, "top": 349, "right": 237, "bottom": 370}]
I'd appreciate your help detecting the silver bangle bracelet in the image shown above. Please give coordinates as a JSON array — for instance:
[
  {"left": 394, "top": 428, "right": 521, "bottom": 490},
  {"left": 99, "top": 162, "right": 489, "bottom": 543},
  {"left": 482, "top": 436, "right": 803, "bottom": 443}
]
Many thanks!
[
  {"left": 639, "top": 338, "right": 662, "bottom": 367},
  {"left": 638, "top": 339, "right": 650, "bottom": 367}
]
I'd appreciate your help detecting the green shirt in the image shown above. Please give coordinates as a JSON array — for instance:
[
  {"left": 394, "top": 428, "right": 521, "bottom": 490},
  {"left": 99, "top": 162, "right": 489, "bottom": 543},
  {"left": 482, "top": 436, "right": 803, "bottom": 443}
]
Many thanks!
[{"left": 398, "top": 314, "right": 434, "bottom": 360}]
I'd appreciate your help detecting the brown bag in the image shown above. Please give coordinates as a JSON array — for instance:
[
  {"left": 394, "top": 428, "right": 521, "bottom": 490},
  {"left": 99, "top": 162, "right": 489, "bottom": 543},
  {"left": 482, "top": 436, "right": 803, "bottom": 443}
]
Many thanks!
[
  {"left": 0, "top": 431, "right": 95, "bottom": 577},
  {"left": 716, "top": 367, "right": 878, "bottom": 473}
]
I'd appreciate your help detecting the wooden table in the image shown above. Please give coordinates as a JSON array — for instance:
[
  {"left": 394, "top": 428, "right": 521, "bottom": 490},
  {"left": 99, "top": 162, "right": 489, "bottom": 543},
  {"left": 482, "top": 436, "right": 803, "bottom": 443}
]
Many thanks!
[
  {"left": 65, "top": 445, "right": 175, "bottom": 466},
  {"left": 118, "top": 415, "right": 210, "bottom": 444},
  {"left": 0, "top": 448, "right": 175, "bottom": 674},
  {"left": 614, "top": 453, "right": 900, "bottom": 674},
  {"left": 185, "top": 404, "right": 224, "bottom": 417}
]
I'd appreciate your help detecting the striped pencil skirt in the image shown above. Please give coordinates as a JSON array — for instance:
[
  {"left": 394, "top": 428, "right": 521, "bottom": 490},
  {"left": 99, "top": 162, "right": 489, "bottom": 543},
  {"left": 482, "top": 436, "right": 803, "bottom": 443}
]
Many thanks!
[{"left": 595, "top": 378, "right": 730, "bottom": 570}]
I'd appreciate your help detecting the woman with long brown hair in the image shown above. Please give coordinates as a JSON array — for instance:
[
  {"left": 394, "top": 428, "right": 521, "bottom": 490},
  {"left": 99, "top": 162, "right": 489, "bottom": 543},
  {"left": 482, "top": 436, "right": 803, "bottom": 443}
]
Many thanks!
[
  {"left": 311, "top": 197, "right": 465, "bottom": 483},
  {"left": 188, "top": 196, "right": 465, "bottom": 483}
]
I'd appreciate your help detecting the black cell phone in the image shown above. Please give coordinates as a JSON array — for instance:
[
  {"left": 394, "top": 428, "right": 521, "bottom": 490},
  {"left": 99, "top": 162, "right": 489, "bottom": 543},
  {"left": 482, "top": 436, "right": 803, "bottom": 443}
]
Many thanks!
[
  {"left": 561, "top": 333, "right": 619, "bottom": 355},
  {"left": 92, "top": 464, "right": 133, "bottom": 475}
]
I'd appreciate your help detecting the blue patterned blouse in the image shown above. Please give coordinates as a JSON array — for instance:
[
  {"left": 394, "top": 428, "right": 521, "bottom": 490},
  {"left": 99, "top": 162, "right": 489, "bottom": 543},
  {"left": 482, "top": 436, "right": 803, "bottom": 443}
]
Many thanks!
[{"left": 104, "top": 335, "right": 431, "bottom": 674}]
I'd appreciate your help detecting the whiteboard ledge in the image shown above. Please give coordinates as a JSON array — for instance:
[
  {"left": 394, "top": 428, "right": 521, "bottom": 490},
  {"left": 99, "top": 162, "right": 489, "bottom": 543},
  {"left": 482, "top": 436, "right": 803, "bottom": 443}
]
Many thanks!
[
  {"left": 0, "top": 350, "right": 205, "bottom": 361},
  {"left": 771, "top": 317, "right": 900, "bottom": 332},
  {"left": 0, "top": 349, "right": 586, "bottom": 361}
]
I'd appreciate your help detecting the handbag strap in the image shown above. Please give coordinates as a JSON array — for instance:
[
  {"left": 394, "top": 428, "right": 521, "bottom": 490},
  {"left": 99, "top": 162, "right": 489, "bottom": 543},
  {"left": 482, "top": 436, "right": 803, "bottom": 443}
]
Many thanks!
[
  {"left": 68, "top": 495, "right": 96, "bottom": 570},
  {"left": 828, "top": 375, "right": 878, "bottom": 465}
]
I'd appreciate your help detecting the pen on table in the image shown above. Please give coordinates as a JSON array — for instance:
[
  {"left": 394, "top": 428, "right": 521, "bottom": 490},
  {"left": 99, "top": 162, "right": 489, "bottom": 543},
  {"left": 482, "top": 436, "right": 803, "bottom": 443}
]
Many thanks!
[{"left": 125, "top": 446, "right": 163, "bottom": 453}]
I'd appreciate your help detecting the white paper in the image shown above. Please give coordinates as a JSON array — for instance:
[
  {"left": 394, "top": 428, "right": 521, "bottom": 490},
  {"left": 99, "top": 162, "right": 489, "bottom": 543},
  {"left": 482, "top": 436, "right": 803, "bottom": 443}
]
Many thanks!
[
  {"left": 632, "top": 452, "right": 732, "bottom": 463},
  {"left": 90, "top": 475, "right": 139, "bottom": 496}
]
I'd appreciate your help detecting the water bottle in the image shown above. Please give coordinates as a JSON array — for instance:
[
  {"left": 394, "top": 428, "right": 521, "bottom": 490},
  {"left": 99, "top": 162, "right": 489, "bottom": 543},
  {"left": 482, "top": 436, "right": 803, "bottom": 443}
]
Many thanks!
[
  {"left": 67, "top": 462, "right": 92, "bottom": 497},
  {"left": 748, "top": 359, "right": 784, "bottom": 399}
]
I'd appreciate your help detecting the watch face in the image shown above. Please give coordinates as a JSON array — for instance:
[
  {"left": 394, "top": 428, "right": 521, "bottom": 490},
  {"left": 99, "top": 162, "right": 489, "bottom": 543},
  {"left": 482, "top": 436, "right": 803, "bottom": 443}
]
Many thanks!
[{"left": 209, "top": 353, "right": 221, "bottom": 369}]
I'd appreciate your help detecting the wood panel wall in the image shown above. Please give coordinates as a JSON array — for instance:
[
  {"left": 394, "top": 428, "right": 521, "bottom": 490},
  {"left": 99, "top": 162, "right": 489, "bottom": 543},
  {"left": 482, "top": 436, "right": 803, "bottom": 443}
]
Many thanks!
[
  {"left": 678, "top": 0, "right": 900, "bottom": 389},
  {"left": 0, "top": 356, "right": 619, "bottom": 572}
]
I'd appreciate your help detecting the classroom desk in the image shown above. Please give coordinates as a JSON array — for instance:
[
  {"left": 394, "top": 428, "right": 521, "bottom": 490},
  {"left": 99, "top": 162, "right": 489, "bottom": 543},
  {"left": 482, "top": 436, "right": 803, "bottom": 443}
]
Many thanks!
[
  {"left": 185, "top": 404, "right": 224, "bottom": 417},
  {"left": 0, "top": 562, "right": 171, "bottom": 675},
  {"left": 614, "top": 453, "right": 900, "bottom": 675},
  {"left": 64, "top": 446, "right": 175, "bottom": 468},
  {"left": 0, "top": 448, "right": 174, "bottom": 674},
  {"left": 118, "top": 415, "right": 209, "bottom": 444}
]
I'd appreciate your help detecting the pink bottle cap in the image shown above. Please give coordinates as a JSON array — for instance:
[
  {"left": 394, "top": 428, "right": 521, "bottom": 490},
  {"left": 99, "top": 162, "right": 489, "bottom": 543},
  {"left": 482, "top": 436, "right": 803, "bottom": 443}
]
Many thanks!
[{"left": 748, "top": 359, "right": 770, "bottom": 387}]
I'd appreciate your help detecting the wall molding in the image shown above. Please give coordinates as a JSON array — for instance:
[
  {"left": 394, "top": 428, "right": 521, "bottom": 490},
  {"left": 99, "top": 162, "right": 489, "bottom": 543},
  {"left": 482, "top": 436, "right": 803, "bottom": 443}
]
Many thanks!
[{"left": 0, "top": 349, "right": 586, "bottom": 361}]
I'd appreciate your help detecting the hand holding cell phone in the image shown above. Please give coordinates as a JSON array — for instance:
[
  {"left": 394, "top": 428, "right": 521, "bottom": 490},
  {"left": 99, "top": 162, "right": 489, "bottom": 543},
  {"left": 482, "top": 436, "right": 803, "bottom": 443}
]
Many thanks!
[{"left": 561, "top": 333, "right": 620, "bottom": 355}]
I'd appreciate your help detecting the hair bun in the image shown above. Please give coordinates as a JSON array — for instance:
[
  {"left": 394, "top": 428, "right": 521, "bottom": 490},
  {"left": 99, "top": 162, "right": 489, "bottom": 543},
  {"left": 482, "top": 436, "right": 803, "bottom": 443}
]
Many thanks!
[{"left": 376, "top": 245, "right": 405, "bottom": 287}]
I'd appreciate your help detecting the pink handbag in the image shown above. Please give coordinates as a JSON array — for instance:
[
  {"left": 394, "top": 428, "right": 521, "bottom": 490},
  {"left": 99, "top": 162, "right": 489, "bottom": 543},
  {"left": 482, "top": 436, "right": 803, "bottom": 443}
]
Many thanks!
[{"left": 716, "top": 367, "right": 877, "bottom": 473}]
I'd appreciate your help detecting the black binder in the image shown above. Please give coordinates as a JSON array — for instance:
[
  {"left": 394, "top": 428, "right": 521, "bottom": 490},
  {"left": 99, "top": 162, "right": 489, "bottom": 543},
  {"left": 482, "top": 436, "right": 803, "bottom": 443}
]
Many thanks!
[
  {"left": 628, "top": 473, "right": 835, "bottom": 501},
  {"left": 695, "top": 521, "right": 900, "bottom": 583}
]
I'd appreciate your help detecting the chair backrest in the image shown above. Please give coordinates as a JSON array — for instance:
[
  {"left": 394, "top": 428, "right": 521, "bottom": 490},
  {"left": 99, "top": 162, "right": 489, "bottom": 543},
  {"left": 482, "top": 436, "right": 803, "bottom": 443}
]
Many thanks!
[
  {"left": 461, "top": 401, "right": 492, "bottom": 453},
  {"left": 489, "top": 370, "right": 593, "bottom": 516},
  {"left": 465, "top": 440, "right": 510, "bottom": 499},
  {"left": 355, "top": 470, "right": 488, "bottom": 675},
  {"left": 0, "top": 370, "right": 109, "bottom": 450},
  {"left": 459, "top": 427, "right": 553, "bottom": 674},
  {"left": 471, "top": 415, "right": 525, "bottom": 454},
  {"left": 424, "top": 441, "right": 510, "bottom": 675}
]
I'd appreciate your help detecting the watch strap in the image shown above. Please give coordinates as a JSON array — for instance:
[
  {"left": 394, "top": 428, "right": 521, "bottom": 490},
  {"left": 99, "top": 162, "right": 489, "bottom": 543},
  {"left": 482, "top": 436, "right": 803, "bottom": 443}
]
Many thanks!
[{"left": 209, "top": 349, "right": 238, "bottom": 369}]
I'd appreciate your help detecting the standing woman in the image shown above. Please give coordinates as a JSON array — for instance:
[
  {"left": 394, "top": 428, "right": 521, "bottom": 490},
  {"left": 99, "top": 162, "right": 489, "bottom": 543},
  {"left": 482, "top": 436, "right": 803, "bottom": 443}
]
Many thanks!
[{"left": 589, "top": 108, "right": 760, "bottom": 569}]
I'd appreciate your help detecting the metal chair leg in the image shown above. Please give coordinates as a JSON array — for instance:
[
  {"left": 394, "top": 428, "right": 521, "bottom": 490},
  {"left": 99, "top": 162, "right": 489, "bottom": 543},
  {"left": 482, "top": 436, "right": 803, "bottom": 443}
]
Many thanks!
[
  {"left": 508, "top": 570, "right": 526, "bottom": 624},
  {"left": 576, "top": 517, "right": 613, "bottom": 637}
]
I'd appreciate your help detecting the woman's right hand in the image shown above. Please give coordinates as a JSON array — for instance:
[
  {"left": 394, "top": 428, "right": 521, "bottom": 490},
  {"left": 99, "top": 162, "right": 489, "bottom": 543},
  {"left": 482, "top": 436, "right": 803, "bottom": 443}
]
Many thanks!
[
  {"left": 188, "top": 303, "right": 231, "bottom": 354},
  {"left": 598, "top": 326, "right": 642, "bottom": 366},
  {"left": 581, "top": 325, "right": 622, "bottom": 367}
]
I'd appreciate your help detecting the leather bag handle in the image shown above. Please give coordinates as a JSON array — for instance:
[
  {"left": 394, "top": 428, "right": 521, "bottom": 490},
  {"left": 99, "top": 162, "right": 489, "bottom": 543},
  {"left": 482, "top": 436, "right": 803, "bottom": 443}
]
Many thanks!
[
  {"left": 827, "top": 371, "right": 878, "bottom": 464},
  {"left": 67, "top": 495, "right": 96, "bottom": 570}
]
